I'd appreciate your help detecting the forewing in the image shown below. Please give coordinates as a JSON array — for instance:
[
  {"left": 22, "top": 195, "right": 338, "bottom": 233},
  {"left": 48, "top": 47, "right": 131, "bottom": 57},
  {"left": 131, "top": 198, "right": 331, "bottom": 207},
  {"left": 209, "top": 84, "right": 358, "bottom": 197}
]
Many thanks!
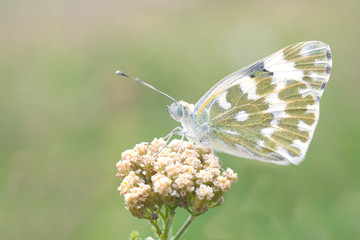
[{"left": 195, "top": 41, "right": 332, "bottom": 165}]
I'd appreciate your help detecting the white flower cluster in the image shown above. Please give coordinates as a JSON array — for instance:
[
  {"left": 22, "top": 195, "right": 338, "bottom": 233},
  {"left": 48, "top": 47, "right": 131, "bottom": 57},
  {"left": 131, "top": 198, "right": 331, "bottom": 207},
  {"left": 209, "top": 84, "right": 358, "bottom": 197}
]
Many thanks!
[{"left": 116, "top": 138, "right": 237, "bottom": 218}]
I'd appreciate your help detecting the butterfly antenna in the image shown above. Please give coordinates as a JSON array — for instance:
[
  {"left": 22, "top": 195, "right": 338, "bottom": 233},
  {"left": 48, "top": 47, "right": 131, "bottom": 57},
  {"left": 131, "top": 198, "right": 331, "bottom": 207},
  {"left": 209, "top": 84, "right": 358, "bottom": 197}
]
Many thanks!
[{"left": 116, "top": 70, "right": 177, "bottom": 103}]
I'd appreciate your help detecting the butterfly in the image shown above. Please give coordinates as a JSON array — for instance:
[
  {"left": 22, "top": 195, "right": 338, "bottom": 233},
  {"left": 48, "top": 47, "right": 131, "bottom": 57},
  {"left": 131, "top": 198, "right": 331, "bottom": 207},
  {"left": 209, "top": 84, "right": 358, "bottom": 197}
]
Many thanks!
[{"left": 117, "top": 41, "right": 332, "bottom": 165}]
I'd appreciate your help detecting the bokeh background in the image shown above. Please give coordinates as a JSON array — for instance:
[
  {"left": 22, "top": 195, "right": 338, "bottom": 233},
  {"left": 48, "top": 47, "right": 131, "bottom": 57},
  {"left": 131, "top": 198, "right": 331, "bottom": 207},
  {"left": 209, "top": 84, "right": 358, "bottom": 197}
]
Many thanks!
[{"left": 1, "top": 0, "right": 360, "bottom": 239}]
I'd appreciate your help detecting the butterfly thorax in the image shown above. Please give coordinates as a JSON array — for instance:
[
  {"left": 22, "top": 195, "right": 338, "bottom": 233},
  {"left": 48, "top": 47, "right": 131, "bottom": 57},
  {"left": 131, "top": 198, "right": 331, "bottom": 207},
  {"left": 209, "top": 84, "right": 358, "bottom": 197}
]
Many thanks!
[{"left": 168, "top": 101, "right": 210, "bottom": 146}]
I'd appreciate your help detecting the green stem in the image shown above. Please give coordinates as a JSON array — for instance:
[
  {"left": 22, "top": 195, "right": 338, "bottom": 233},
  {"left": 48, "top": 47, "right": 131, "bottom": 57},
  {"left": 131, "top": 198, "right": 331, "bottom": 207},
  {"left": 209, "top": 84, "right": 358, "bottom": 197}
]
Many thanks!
[
  {"left": 158, "top": 205, "right": 165, "bottom": 220},
  {"left": 164, "top": 206, "right": 169, "bottom": 219},
  {"left": 172, "top": 214, "right": 196, "bottom": 240},
  {"left": 161, "top": 206, "right": 175, "bottom": 240},
  {"left": 149, "top": 219, "right": 162, "bottom": 238}
]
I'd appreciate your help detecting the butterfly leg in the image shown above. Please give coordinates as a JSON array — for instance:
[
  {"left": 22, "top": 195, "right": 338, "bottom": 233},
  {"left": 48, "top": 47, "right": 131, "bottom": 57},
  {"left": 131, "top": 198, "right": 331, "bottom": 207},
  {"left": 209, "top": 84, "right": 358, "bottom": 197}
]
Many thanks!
[
  {"left": 153, "top": 126, "right": 183, "bottom": 157},
  {"left": 163, "top": 126, "right": 183, "bottom": 140},
  {"left": 173, "top": 134, "right": 185, "bottom": 161},
  {"left": 209, "top": 143, "right": 224, "bottom": 170}
]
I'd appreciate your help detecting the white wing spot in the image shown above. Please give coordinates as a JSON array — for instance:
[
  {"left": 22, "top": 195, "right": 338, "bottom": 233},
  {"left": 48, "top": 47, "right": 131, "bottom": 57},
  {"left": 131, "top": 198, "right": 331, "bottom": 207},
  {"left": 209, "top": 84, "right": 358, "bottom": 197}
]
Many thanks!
[
  {"left": 223, "top": 129, "right": 239, "bottom": 136},
  {"left": 265, "top": 101, "right": 289, "bottom": 118},
  {"left": 292, "top": 139, "right": 306, "bottom": 150},
  {"left": 314, "top": 59, "right": 328, "bottom": 66},
  {"left": 297, "top": 120, "right": 312, "bottom": 132},
  {"left": 270, "top": 118, "right": 279, "bottom": 128},
  {"left": 235, "top": 110, "right": 249, "bottom": 122},
  {"left": 261, "top": 127, "right": 276, "bottom": 138},
  {"left": 255, "top": 140, "right": 264, "bottom": 150},
  {"left": 309, "top": 71, "right": 327, "bottom": 80},
  {"left": 298, "top": 88, "right": 314, "bottom": 98},
  {"left": 305, "top": 104, "right": 317, "bottom": 114},
  {"left": 264, "top": 82, "right": 290, "bottom": 118},
  {"left": 273, "top": 78, "right": 287, "bottom": 90},
  {"left": 218, "top": 91, "right": 231, "bottom": 110},
  {"left": 265, "top": 52, "right": 303, "bottom": 80},
  {"left": 238, "top": 77, "right": 259, "bottom": 100}
]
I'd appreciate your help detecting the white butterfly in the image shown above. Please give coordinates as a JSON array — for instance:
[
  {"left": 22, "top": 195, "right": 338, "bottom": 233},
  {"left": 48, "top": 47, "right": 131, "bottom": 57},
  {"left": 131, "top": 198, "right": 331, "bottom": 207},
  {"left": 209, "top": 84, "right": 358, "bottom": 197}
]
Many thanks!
[{"left": 117, "top": 41, "right": 332, "bottom": 166}]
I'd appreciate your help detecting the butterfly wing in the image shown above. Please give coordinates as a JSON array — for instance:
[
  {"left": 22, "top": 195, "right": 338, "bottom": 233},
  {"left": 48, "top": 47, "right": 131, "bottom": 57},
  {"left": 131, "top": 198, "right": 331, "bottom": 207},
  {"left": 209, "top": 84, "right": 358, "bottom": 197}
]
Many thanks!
[{"left": 194, "top": 41, "right": 332, "bottom": 165}]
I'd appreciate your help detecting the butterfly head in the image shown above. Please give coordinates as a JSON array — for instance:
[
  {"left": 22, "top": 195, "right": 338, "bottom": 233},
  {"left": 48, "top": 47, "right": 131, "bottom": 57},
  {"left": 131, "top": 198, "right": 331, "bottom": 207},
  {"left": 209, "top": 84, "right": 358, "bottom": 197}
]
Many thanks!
[
  {"left": 168, "top": 101, "right": 194, "bottom": 122},
  {"left": 168, "top": 102, "right": 183, "bottom": 122}
]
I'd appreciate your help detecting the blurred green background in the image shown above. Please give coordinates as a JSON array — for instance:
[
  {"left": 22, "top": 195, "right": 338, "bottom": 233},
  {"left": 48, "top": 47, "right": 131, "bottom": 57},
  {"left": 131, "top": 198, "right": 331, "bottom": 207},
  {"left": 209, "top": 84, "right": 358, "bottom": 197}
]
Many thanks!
[{"left": 1, "top": 0, "right": 360, "bottom": 239}]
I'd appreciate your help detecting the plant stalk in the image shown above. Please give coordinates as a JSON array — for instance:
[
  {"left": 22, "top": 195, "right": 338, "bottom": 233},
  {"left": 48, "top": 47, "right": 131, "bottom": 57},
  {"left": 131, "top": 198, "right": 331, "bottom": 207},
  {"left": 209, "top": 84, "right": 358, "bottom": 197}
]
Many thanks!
[
  {"left": 149, "top": 219, "right": 162, "bottom": 238},
  {"left": 172, "top": 214, "right": 196, "bottom": 240},
  {"left": 161, "top": 206, "right": 175, "bottom": 240}
]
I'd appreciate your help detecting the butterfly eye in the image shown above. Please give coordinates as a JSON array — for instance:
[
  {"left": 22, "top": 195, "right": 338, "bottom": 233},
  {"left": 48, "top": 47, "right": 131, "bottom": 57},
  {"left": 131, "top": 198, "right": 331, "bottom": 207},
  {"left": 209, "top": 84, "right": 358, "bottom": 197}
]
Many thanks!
[{"left": 168, "top": 103, "right": 183, "bottom": 122}]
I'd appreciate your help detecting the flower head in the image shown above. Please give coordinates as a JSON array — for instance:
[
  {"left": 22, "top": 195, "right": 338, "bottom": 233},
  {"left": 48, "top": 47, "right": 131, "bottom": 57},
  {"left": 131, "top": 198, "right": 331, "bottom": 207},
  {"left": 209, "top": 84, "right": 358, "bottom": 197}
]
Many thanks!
[{"left": 116, "top": 138, "right": 237, "bottom": 218}]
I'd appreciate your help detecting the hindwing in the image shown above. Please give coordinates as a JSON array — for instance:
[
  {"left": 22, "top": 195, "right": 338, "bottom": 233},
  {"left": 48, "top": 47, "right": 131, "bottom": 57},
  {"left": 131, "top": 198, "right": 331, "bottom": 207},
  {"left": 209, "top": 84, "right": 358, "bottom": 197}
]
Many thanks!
[{"left": 195, "top": 41, "right": 332, "bottom": 165}]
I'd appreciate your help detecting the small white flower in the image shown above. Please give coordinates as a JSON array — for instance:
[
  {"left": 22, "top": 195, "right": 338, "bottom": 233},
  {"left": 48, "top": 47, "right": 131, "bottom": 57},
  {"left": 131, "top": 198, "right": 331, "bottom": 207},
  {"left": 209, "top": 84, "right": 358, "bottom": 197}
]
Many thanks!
[
  {"left": 196, "top": 184, "right": 214, "bottom": 200},
  {"left": 117, "top": 138, "right": 237, "bottom": 218}
]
